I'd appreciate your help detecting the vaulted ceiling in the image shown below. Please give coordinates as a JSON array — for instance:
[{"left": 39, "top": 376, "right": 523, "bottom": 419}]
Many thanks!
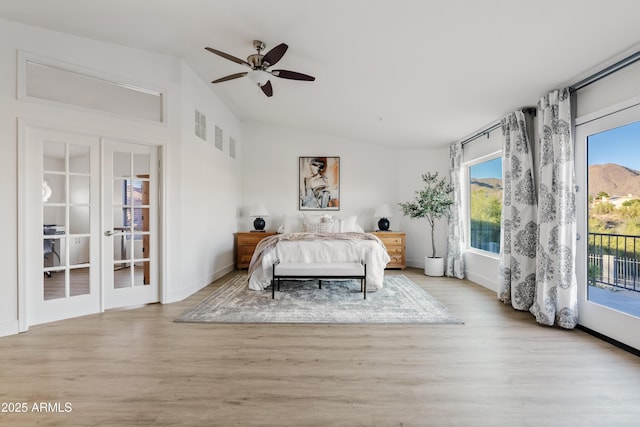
[{"left": 1, "top": 0, "right": 639, "bottom": 148}]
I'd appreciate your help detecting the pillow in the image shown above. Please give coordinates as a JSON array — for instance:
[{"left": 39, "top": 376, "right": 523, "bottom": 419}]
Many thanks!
[
  {"left": 338, "top": 216, "right": 359, "bottom": 232},
  {"left": 320, "top": 218, "right": 339, "bottom": 233},
  {"left": 303, "top": 218, "right": 339, "bottom": 233},
  {"left": 282, "top": 214, "right": 304, "bottom": 233},
  {"left": 303, "top": 221, "right": 320, "bottom": 232},
  {"left": 303, "top": 212, "right": 332, "bottom": 224}
]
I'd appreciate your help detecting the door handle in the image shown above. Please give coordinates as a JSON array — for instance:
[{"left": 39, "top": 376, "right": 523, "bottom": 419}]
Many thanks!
[{"left": 104, "top": 230, "right": 115, "bottom": 237}]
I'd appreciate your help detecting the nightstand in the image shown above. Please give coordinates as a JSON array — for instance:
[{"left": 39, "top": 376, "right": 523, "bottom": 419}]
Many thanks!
[
  {"left": 235, "top": 232, "right": 277, "bottom": 269},
  {"left": 370, "top": 231, "right": 406, "bottom": 269}
]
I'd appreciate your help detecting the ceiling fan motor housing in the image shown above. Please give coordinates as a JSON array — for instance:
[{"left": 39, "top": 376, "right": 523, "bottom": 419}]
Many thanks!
[{"left": 247, "top": 53, "right": 263, "bottom": 68}]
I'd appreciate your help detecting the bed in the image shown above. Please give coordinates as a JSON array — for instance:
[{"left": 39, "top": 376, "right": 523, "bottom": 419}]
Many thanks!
[{"left": 247, "top": 232, "right": 391, "bottom": 291}]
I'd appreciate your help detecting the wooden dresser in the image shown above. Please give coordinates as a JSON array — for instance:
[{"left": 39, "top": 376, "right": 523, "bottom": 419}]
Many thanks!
[
  {"left": 235, "top": 232, "right": 277, "bottom": 269},
  {"left": 370, "top": 231, "right": 406, "bottom": 269}
]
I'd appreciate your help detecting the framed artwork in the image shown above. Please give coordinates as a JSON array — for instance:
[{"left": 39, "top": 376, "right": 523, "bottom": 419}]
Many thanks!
[{"left": 299, "top": 156, "right": 340, "bottom": 210}]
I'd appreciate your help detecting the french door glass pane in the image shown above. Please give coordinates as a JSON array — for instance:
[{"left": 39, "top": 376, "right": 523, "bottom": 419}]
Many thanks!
[
  {"left": 69, "top": 206, "right": 90, "bottom": 234},
  {"left": 134, "top": 261, "right": 150, "bottom": 286},
  {"left": 587, "top": 120, "right": 640, "bottom": 318},
  {"left": 43, "top": 141, "right": 66, "bottom": 172},
  {"left": 43, "top": 173, "right": 65, "bottom": 203},
  {"left": 133, "top": 153, "right": 150, "bottom": 175},
  {"left": 69, "top": 267, "right": 90, "bottom": 296},
  {"left": 44, "top": 270, "right": 67, "bottom": 300},
  {"left": 134, "top": 208, "right": 149, "bottom": 231},
  {"left": 43, "top": 206, "right": 65, "bottom": 228},
  {"left": 113, "top": 152, "right": 131, "bottom": 177},
  {"left": 68, "top": 145, "right": 90, "bottom": 173},
  {"left": 69, "top": 175, "right": 90, "bottom": 204},
  {"left": 43, "top": 235, "right": 63, "bottom": 268}
]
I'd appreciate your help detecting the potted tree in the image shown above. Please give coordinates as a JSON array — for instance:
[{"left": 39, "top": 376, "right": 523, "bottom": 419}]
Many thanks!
[{"left": 399, "top": 172, "right": 454, "bottom": 276}]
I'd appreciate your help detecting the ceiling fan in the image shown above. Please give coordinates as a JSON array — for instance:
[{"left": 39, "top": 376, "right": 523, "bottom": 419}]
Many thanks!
[{"left": 205, "top": 40, "right": 315, "bottom": 97}]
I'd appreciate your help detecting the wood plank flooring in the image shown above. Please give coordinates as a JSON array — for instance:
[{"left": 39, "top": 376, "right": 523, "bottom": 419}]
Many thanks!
[
  {"left": 1, "top": 268, "right": 639, "bottom": 426},
  {"left": 43, "top": 266, "right": 146, "bottom": 300}
]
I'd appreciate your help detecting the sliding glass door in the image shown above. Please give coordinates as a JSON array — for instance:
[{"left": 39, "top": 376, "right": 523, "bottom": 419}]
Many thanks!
[{"left": 575, "top": 102, "right": 640, "bottom": 350}]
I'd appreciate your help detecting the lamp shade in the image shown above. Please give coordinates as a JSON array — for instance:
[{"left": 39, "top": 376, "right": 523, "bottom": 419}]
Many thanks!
[
  {"left": 249, "top": 204, "right": 269, "bottom": 218},
  {"left": 374, "top": 204, "right": 393, "bottom": 218},
  {"left": 248, "top": 70, "right": 270, "bottom": 87}
]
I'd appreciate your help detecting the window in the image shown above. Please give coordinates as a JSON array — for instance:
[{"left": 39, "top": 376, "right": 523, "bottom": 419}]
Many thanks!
[
  {"left": 468, "top": 156, "right": 502, "bottom": 254},
  {"left": 20, "top": 52, "right": 164, "bottom": 123}
]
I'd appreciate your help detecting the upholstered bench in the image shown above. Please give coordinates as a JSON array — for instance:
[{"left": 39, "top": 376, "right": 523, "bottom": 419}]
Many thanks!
[{"left": 271, "top": 260, "right": 367, "bottom": 299}]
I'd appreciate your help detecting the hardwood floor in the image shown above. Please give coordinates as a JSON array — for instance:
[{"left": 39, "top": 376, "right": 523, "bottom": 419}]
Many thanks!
[
  {"left": 44, "top": 266, "right": 146, "bottom": 300},
  {"left": 1, "top": 268, "right": 639, "bottom": 426}
]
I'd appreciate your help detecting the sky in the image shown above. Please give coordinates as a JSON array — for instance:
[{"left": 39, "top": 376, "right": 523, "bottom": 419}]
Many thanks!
[
  {"left": 470, "top": 157, "right": 502, "bottom": 179},
  {"left": 588, "top": 121, "right": 640, "bottom": 170}
]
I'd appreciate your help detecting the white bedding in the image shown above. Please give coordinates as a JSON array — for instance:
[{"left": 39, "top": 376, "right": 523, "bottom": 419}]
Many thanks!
[{"left": 248, "top": 237, "right": 390, "bottom": 291}]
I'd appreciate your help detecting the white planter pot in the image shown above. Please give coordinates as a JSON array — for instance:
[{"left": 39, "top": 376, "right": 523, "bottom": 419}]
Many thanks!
[{"left": 424, "top": 257, "right": 444, "bottom": 276}]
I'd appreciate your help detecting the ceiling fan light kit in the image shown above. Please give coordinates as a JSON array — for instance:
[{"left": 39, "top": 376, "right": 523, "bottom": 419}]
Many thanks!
[
  {"left": 205, "top": 40, "right": 315, "bottom": 97},
  {"left": 248, "top": 69, "right": 270, "bottom": 87}
]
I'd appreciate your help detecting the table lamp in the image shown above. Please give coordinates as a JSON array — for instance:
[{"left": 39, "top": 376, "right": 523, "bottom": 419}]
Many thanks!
[
  {"left": 374, "top": 204, "right": 393, "bottom": 231},
  {"left": 250, "top": 204, "right": 269, "bottom": 231}
]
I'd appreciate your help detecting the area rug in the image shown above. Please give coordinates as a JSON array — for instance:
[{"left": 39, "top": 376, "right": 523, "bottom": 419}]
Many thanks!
[{"left": 175, "top": 275, "right": 463, "bottom": 324}]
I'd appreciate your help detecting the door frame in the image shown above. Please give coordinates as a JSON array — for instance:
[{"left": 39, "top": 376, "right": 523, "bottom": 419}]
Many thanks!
[{"left": 17, "top": 118, "right": 166, "bottom": 332}]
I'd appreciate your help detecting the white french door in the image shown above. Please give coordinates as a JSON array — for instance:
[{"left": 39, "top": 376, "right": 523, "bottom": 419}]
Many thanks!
[
  {"left": 102, "top": 140, "right": 158, "bottom": 309},
  {"left": 575, "top": 102, "right": 640, "bottom": 350},
  {"left": 22, "top": 126, "right": 160, "bottom": 327},
  {"left": 25, "top": 127, "right": 101, "bottom": 325}
]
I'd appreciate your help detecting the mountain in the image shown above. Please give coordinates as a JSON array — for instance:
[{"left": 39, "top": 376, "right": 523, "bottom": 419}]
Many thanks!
[
  {"left": 470, "top": 178, "right": 502, "bottom": 192},
  {"left": 588, "top": 163, "right": 640, "bottom": 197}
]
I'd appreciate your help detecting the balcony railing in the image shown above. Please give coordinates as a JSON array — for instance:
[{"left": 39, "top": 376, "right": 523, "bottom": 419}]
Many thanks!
[{"left": 588, "top": 232, "right": 640, "bottom": 292}]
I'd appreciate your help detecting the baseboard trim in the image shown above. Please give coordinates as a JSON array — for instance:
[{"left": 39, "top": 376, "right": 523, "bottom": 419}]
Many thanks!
[
  {"left": 166, "top": 262, "right": 235, "bottom": 303},
  {"left": 465, "top": 271, "right": 498, "bottom": 292},
  {"left": 576, "top": 324, "right": 640, "bottom": 357}
]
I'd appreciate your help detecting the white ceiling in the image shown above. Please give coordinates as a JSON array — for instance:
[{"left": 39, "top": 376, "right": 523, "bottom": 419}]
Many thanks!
[{"left": 1, "top": 0, "right": 640, "bottom": 148}]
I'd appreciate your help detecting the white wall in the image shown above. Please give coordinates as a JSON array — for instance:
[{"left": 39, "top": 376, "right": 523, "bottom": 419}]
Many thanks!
[
  {"left": 173, "top": 62, "right": 242, "bottom": 302},
  {"left": 240, "top": 124, "right": 503, "bottom": 283},
  {"left": 241, "top": 122, "right": 397, "bottom": 233},
  {"left": 395, "top": 148, "right": 451, "bottom": 268},
  {"left": 0, "top": 18, "right": 241, "bottom": 336}
]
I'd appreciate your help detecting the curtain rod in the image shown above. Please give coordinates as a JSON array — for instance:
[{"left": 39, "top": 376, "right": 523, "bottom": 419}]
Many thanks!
[
  {"left": 570, "top": 49, "right": 640, "bottom": 92},
  {"left": 460, "top": 107, "right": 536, "bottom": 146},
  {"left": 460, "top": 48, "right": 640, "bottom": 146}
]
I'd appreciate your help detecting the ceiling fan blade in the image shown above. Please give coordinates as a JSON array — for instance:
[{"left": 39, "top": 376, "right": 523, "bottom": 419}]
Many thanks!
[
  {"left": 211, "top": 72, "right": 248, "bottom": 84},
  {"left": 205, "top": 47, "right": 251, "bottom": 67},
  {"left": 260, "top": 80, "right": 273, "bottom": 97},
  {"left": 272, "top": 69, "right": 315, "bottom": 81},
  {"left": 262, "top": 43, "right": 288, "bottom": 67}
]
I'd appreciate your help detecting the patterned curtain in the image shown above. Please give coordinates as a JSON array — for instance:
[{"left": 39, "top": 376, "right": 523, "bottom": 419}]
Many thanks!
[
  {"left": 498, "top": 110, "right": 538, "bottom": 310},
  {"left": 446, "top": 142, "right": 465, "bottom": 279},
  {"left": 530, "top": 88, "right": 578, "bottom": 329}
]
